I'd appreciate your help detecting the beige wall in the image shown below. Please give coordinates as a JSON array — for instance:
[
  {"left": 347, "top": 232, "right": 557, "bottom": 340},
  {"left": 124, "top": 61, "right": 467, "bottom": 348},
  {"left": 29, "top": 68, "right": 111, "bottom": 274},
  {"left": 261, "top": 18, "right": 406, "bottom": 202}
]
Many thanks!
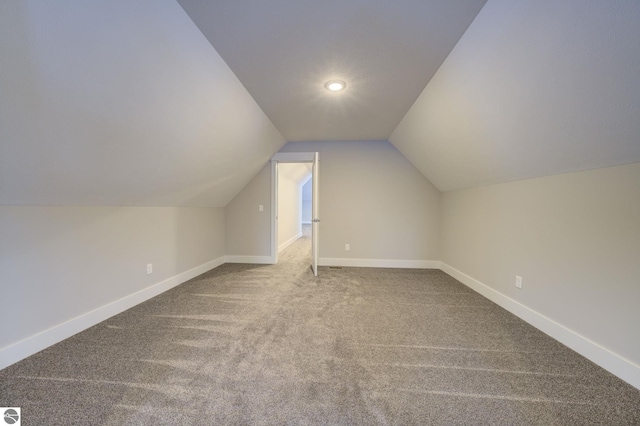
[
  {"left": 277, "top": 172, "right": 302, "bottom": 251},
  {"left": 225, "top": 140, "right": 441, "bottom": 263},
  {"left": 0, "top": 206, "right": 225, "bottom": 358},
  {"left": 225, "top": 164, "right": 272, "bottom": 257},
  {"left": 280, "top": 141, "right": 441, "bottom": 263},
  {"left": 441, "top": 162, "right": 640, "bottom": 366}
]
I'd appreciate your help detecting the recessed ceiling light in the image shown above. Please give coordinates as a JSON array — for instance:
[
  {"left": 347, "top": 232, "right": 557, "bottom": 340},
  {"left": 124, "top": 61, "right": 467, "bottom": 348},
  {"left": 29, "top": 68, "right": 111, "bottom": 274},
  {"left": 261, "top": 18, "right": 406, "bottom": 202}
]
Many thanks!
[{"left": 324, "top": 80, "right": 346, "bottom": 92}]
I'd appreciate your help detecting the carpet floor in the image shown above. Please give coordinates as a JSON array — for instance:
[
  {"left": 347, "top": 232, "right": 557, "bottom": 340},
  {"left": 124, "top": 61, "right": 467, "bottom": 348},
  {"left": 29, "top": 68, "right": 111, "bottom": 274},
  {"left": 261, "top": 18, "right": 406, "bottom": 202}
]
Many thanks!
[{"left": 1, "top": 229, "right": 639, "bottom": 425}]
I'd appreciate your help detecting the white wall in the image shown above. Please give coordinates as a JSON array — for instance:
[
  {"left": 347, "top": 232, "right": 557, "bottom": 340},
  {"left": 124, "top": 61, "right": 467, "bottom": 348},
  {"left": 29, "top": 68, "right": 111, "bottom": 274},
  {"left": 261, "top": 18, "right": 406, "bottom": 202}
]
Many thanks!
[
  {"left": 301, "top": 179, "right": 312, "bottom": 224},
  {"left": 0, "top": 206, "right": 225, "bottom": 368},
  {"left": 277, "top": 168, "right": 302, "bottom": 251},
  {"left": 441, "top": 162, "right": 640, "bottom": 387}
]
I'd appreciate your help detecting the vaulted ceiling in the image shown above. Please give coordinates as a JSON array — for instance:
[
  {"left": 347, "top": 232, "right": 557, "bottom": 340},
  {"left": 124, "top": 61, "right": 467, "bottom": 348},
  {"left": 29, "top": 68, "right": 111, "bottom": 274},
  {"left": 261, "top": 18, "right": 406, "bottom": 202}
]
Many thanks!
[
  {"left": 177, "top": 0, "right": 487, "bottom": 142},
  {"left": 1, "top": 1, "right": 639, "bottom": 206},
  {"left": 390, "top": 1, "right": 640, "bottom": 191},
  {"left": 179, "top": 0, "right": 640, "bottom": 192},
  {"left": 0, "top": 0, "right": 285, "bottom": 207}
]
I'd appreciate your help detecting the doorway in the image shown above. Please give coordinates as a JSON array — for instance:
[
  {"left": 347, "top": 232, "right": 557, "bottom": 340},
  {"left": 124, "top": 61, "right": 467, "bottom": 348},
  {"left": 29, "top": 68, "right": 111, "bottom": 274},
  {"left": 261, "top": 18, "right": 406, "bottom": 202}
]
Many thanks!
[
  {"left": 276, "top": 162, "right": 311, "bottom": 259},
  {"left": 270, "top": 152, "right": 320, "bottom": 275}
]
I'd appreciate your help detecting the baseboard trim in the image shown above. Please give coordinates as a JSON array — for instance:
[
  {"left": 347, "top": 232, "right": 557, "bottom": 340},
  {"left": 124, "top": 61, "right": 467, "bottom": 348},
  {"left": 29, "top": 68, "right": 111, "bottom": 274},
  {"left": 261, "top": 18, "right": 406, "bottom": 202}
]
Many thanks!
[
  {"left": 278, "top": 232, "right": 302, "bottom": 252},
  {"left": 319, "top": 258, "right": 440, "bottom": 269},
  {"left": 225, "top": 255, "right": 274, "bottom": 264},
  {"left": 440, "top": 262, "right": 640, "bottom": 390},
  {"left": 4, "top": 256, "right": 637, "bottom": 390},
  {"left": 0, "top": 256, "right": 226, "bottom": 371}
]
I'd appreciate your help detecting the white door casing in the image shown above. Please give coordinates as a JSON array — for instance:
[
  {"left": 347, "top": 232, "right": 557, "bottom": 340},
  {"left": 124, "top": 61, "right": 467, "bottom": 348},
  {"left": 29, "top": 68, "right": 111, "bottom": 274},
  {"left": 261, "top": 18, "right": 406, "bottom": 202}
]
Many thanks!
[{"left": 270, "top": 152, "right": 319, "bottom": 275}]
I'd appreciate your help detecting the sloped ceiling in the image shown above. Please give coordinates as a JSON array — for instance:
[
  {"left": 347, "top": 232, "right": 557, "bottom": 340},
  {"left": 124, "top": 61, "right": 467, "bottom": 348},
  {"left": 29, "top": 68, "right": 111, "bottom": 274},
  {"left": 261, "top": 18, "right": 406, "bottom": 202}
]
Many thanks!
[
  {"left": 390, "top": 0, "right": 640, "bottom": 191},
  {"left": 2, "top": 1, "right": 639, "bottom": 207},
  {"left": 0, "top": 0, "right": 285, "bottom": 207},
  {"left": 177, "top": 0, "right": 487, "bottom": 142}
]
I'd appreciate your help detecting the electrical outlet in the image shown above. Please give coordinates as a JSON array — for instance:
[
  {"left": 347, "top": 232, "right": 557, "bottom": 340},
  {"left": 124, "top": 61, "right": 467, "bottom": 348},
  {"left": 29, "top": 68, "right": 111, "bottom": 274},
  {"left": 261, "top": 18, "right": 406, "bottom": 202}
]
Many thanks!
[
  {"left": 147, "top": 264, "right": 153, "bottom": 275},
  {"left": 515, "top": 275, "right": 522, "bottom": 289},
  {"left": 259, "top": 205, "right": 264, "bottom": 212},
  {"left": 345, "top": 244, "right": 350, "bottom": 251}
]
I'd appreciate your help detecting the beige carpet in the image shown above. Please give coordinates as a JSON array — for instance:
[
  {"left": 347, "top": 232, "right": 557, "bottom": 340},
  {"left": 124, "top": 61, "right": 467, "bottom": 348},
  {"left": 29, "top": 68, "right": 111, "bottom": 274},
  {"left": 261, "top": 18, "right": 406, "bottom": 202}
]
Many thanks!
[{"left": 1, "top": 228, "right": 639, "bottom": 424}]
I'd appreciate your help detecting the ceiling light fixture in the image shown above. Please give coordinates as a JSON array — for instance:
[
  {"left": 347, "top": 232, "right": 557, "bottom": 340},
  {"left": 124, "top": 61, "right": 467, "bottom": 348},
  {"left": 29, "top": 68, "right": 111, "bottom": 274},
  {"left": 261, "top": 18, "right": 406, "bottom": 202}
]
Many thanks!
[{"left": 324, "top": 80, "right": 346, "bottom": 92}]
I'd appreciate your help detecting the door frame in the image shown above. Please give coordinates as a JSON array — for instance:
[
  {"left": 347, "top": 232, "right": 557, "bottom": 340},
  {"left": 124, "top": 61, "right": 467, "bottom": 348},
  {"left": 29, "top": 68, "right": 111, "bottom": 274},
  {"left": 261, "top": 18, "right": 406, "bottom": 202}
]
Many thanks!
[{"left": 270, "top": 152, "right": 319, "bottom": 272}]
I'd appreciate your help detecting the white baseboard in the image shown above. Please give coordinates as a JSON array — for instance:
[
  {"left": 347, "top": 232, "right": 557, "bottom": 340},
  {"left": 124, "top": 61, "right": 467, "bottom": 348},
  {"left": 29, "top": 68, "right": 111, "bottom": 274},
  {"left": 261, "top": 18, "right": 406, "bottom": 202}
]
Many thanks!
[
  {"left": 440, "top": 262, "right": 640, "bottom": 390},
  {"left": 278, "top": 232, "right": 302, "bottom": 252},
  {"left": 225, "top": 255, "right": 274, "bottom": 264},
  {"left": 4, "top": 255, "right": 637, "bottom": 390},
  {"left": 0, "top": 256, "right": 226, "bottom": 371},
  {"left": 319, "top": 257, "right": 440, "bottom": 269}
]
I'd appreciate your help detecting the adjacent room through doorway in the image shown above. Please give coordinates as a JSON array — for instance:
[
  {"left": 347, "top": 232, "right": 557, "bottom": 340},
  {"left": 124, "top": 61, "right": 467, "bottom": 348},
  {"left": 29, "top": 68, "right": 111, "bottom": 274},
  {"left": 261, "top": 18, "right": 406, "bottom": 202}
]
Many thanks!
[
  {"left": 276, "top": 162, "right": 312, "bottom": 266},
  {"left": 271, "top": 152, "right": 320, "bottom": 275}
]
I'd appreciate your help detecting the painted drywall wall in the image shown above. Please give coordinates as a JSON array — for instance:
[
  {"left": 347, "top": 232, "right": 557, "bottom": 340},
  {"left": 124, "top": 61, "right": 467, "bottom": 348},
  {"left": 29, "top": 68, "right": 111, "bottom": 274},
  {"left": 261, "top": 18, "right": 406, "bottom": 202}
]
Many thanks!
[
  {"left": 441, "top": 162, "right": 640, "bottom": 381},
  {"left": 279, "top": 141, "right": 441, "bottom": 265},
  {"left": 225, "top": 165, "right": 272, "bottom": 259},
  {"left": 0, "top": 206, "right": 225, "bottom": 367},
  {"left": 0, "top": 0, "right": 285, "bottom": 207},
  {"left": 390, "top": 0, "right": 640, "bottom": 191},
  {"left": 301, "top": 180, "right": 312, "bottom": 223},
  {"left": 225, "top": 140, "right": 440, "bottom": 264},
  {"left": 277, "top": 167, "right": 303, "bottom": 251}
]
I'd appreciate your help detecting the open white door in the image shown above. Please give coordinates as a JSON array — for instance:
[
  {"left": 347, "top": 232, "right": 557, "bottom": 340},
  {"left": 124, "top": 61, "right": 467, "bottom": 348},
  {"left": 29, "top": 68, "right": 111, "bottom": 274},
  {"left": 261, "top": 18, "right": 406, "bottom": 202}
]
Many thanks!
[{"left": 311, "top": 152, "right": 319, "bottom": 276}]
